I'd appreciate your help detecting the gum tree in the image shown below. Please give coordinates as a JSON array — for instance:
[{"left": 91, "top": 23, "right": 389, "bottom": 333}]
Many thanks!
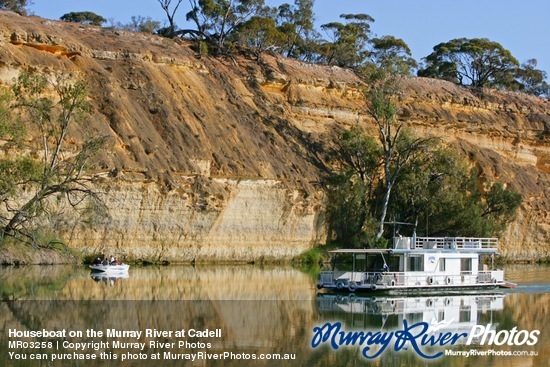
[
  {"left": 0, "top": 0, "right": 29, "bottom": 15},
  {"left": 156, "top": 0, "right": 186, "bottom": 37},
  {"left": 186, "top": 0, "right": 266, "bottom": 52},
  {"left": 1, "top": 72, "right": 106, "bottom": 245},
  {"left": 60, "top": 11, "right": 107, "bottom": 26},
  {"left": 369, "top": 36, "right": 417, "bottom": 75},
  {"left": 418, "top": 38, "right": 519, "bottom": 88},
  {"left": 364, "top": 69, "right": 434, "bottom": 239},
  {"left": 320, "top": 13, "right": 374, "bottom": 67}
]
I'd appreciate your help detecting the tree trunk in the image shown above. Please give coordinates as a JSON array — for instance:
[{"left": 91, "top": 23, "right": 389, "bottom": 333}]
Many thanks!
[{"left": 376, "top": 182, "right": 393, "bottom": 239}]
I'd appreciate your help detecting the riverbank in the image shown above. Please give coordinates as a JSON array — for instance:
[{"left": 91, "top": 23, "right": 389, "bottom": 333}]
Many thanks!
[
  {"left": 1, "top": 243, "right": 548, "bottom": 265},
  {"left": 0, "top": 242, "right": 80, "bottom": 265}
]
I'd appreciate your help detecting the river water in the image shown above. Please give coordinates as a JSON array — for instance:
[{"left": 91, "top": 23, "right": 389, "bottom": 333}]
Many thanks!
[{"left": 0, "top": 264, "right": 548, "bottom": 366}]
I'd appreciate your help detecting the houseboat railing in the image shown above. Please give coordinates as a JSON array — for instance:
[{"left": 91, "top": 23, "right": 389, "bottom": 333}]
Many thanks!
[{"left": 394, "top": 236, "right": 498, "bottom": 250}]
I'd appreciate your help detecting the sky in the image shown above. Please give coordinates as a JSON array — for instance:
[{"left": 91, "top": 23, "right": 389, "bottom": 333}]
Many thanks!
[{"left": 28, "top": 0, "right": 550, "bottom": 75}]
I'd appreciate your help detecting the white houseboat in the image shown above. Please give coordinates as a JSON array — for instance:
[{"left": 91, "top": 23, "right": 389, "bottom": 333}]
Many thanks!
[{"left": 317, "top": 236, "right": 516, "bottom": 293}]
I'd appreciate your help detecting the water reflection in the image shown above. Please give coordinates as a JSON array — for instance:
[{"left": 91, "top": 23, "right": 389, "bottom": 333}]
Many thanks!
[
  {"left": 90, "top": 273, "right": 129, "bottom": 287},
  {"left": 0, "top": 265, "right": 317, "bottom": 301},
  {"left": 316, "top": 293, "right": 504, "bottom": 334},
  {"left": 0, "top": 264, "right": 548, "bottom": 367}
]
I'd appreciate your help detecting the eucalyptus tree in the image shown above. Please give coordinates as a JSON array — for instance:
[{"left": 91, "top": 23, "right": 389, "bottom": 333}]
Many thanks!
[
  {"left": 1, "top": 72, "right": 106, "bottom": 245},
  {"left": 275, "top": 0, "right": 318, "bottom": 60},
  {"left": 513, "top": 59, "right": 550, "bottom": 97},
  {"left": 60, "top": 11, "right": 107, "bottom": 26},
  {"left": 388, "top": 145, "right": 479, "bottom": 236},
  {"left": 325, "top": 125, "right": 382, "bottom": 247},
  {"left": 320, "top": 13, "right": 374, "bottom": 67},
  {"left": 418, "top": 38, "right": 519, "bottom": 88},
  {"left": 0, "top": 0, "right": 29, "bottom": 15},
  {"left": 234, "top": 15, "right": 286, "bottom": 58},
  {"left": 369, "top": 36, "right": 417, "bottom": 75},
  {"left": 364, "top": 70, "right": 434, "bottom": 239},
  {"left": 119, "top": 16, "right": 161, "bottom": 33},
  {"left": 157, "top": 0, "right": 185, "bottom": 37},
  {"left": 186, "top": 0, "right": 266, "bottom": 53}
]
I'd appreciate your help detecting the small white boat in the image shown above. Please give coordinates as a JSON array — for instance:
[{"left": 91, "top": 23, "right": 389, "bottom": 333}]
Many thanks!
[
  {"left": 317, "top": 235, "right": 516, "bottom": 293},
  {"left": 89, "top": 264, "right": 130, "bottom": 273}
]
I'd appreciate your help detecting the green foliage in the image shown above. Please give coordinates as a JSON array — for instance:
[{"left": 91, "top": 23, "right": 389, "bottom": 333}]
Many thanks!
[
  {"left": 320, "top": 13, "right": 374, "bottom": 67},
  {"left": 388, "top": 146, "right": 522, "bottom": 237},
  {"left": 0, "top": 88, "right": 25, "bottom": 142},
  {"left": 1, "top": 71, "right": 106, "bottom": 246},
  {"left": 118, "top": 15, "right": 161, "bottom": 33},
  {"left": 325, "top": 170, "right": 370, "bottom": 248},
  {"left": 0, "top": 0, "right": 28, "bottom": 15},
  {"left": 0, "top": 157, "right": 42, "bottom": 195},
  {"left": 292, "top": 247, "right": 326, "bottom": 265},
  {"left": 60, "top": 11, "right": 107, "bottom": 26},
  {"left": 337, "top": 125, "right": 381, "bottom": 187},
  {"left": 326, "top": 125, "right": 382, "bottom": 247},
  {"left": 390, "top": 146, "right": 479, "bottom": 236},
  {"left": 370, "top": 35, "right": 417, "bottom": 75},
  {"left": 186, "top": 0, "right": 267, "bottom": 53},
  {"left": 325, "top": 75, "right": 522, "bottom": 244},
  {"left": 275, "top": 0, "right": 318, "bottom": 60},
  {"left": 418, "top": 38, "right": 520, "bottom": 88},
  {"left": 234, "top": 15, "right": 286, "bottom": 57},
  {"left": 512, "top": 59, "right": 550, "bottom": 97},
  {"left": 482, "top": 182, "right": 523, "bottom": 228}
]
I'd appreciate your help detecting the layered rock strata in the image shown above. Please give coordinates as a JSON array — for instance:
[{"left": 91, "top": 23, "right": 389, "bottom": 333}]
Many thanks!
[{"left": 0, "top": 12, "right": 548, "bottom": 261}]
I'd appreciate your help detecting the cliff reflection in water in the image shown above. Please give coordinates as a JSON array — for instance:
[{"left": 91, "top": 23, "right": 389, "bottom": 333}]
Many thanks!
[
  {"left": 1, "top": 265, "right": 316, "bottom": 301},
  {"left": 0, "top": 265, "right": 548, "bottom": 367}
]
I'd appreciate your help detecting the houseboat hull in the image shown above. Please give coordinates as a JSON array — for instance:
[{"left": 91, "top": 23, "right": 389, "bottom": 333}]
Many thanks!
[{"left": 317, "top": 282, "right": 501, "bottom": 295}]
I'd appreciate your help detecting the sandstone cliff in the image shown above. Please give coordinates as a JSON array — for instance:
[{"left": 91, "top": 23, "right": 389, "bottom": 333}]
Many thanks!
[{"left": 0, "top": 11, "right": 548, "bottom": 262}]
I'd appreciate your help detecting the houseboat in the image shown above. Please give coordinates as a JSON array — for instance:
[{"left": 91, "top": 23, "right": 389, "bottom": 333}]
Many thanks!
[{"left": 317, "top": 236, "right": 516, "bottom": 293}]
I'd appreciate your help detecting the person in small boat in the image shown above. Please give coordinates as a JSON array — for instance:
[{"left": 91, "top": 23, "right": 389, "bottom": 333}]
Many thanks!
[
  {"left": 102, "top": 257, "right": 109, "bottom": 266},
  {"left": 110, "top": 256, "right": 121, "bottom": 265},
  {"left": 92, "top": 257, "right": 101, "bottom": 266}
]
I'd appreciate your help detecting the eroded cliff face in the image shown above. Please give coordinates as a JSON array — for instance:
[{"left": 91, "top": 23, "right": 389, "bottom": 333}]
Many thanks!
[{"left": 0, "top": 12, "right": 548, "bottom": 262}]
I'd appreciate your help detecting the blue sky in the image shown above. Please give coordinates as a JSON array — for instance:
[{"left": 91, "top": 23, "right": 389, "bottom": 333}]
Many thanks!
[{"left": 29, "top": 0, "right": 550, "bottom": 75}]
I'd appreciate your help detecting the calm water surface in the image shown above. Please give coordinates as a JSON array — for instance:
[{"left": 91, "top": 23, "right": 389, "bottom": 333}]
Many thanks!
[{"left": 1, "top": 264, "right": 548, "bottom": 366}]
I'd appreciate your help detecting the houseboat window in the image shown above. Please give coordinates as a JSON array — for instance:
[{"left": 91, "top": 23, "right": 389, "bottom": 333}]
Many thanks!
[
  {"left": 388, "top": 255, "right": 401, "bottom": 272},
  {"left": 439, "top": 258, "right": 446, "bottom": 272},
  {"left": 366, "top": 254, "right": 388, "bottom": 272},
  {"left": 461, "top": 258, "right": 472, "bottom": 272},
  {"left": 407, "top": 255, "right": 424, "bottom": 271},
  {"left": 355, "top": 254, "right": 366, "bottom": 271}
]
